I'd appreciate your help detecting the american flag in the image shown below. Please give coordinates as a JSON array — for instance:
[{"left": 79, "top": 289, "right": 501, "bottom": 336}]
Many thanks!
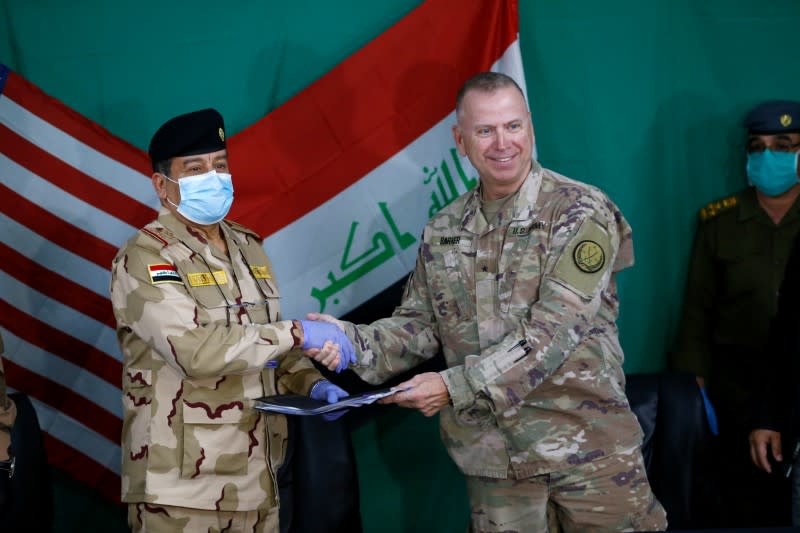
[{"left": 0, "top": 0, "right": 523, "bottom": 501}]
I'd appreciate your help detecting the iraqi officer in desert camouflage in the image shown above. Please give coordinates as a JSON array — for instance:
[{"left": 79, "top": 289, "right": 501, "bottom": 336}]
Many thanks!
[
  {"left": 110, "top": 108, "right": 354, "bottom": 533},
  {"left": 306, "top": 72, "right": 667, "bottom": 532}
]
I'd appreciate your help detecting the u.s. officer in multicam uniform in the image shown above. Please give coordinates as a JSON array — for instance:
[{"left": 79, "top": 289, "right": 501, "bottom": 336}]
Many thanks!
[
  {"left": 110, "top": 109, "right": 353, "bottom": 533},
  {"left": 306, "top": 72, "right": 667, "bottom": 532}
]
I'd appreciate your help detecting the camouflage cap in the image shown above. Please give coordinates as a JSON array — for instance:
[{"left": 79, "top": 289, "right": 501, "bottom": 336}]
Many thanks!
[
  {"left": 743, "top": 100, "right": 800, "bottom": 134},
  {"left": 148, "top": 108, "right": 226, "bottom": 166}
]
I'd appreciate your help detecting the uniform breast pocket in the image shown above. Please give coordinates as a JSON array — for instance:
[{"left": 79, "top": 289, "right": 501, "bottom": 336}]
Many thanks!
[
  {"left": 429, "top": 248, "right": 472, "bottom": 320},
  {"left": 180, "top": 399, "right": 257, "bottom": 479},
  {"left": 184, "top": 283, "right": 232, "bottom": 322},
  {"left": 718, "top": 247, "right": 762, "bottom": 303}
]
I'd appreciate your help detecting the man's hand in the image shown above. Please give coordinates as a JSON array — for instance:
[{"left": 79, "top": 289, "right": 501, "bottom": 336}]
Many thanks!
[
  {"left": 305, "top": 341, "right": 342, "bottom": 372},
  {"left": 310, "top": 380, "right": 349, "bottom": 403},
  {"left": 299, "top": 319, "right": 355, "bottom": 372},
  {"left": 310, "top": 380, "right": 350, "bottom": 421},
  {"left": 379, "top": 372, "right": 450, "bottom": 417},
  {"left": 749, "top": 429, "right": 783, "bottom": 473}
]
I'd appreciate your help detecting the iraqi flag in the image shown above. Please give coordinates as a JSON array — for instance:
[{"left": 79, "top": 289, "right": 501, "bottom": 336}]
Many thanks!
[{"left": 0, "top": 0, "right": 527, "bottom": 500}]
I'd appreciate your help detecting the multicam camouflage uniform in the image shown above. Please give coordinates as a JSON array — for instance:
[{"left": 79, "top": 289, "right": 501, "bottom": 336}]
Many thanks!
[
  {"left": 0, "top": 333, "right": 16, "bottom": 466},
  {"left": 111, "top": 208, "right": 323, "bottom": 532},
  {"left": 344, "top": 161, "right": 666, "bottom": 531}
]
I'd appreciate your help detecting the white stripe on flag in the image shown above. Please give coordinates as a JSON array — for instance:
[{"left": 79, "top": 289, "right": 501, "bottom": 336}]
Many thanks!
[
  {"left": 13, "top": 392, "right": 121, "bottom": 475},
  {"left": 0, "top": 95, "right": 157, "bottom": 208},
  {"left": 2, "top": 331, "right": 122, "bottom": 417},
  {"left": 0, "top": 153, "right": 140, "bottom": 247},
  {"left": 0, "top": 274, "right": 121, "bottom": 361},
  {"left": 0, "top": 213, "right": 112, "bottom": 297},
  {"left": 267, "top": 110, "right": 473, "bottom": 319}
]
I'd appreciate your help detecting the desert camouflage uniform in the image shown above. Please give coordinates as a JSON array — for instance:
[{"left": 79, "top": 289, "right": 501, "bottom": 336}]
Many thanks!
[
  {"left": 345, "top": 162, "right": 666, "bottom": 531},
  {"left": 0, "top": 333, "right": 16, "bottom": 465},
  {"left": 111, "top": 208, "right": 322, "bottom": 531}
]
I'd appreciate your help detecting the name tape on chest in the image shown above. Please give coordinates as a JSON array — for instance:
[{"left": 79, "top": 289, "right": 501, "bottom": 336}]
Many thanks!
[
  {"left": 250, "top": 265, "right": 272, "bottom": 279},
  {"left": 187, "top": 270, "right": 228, "bottom": 287},
  {"left": 147, "top": 264, "right": 182, "bottom": 285}
]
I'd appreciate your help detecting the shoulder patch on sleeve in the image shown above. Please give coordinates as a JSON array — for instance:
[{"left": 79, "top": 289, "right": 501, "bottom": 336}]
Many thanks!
[
  {"left": 552, "top": 218, "right": 612, "bottom": 298},
  {"left": 147, "top": 263, "right": 183, "bottom": 284},
  {"left": 699, "top": 195, "right": 737, "bottom": 221}
]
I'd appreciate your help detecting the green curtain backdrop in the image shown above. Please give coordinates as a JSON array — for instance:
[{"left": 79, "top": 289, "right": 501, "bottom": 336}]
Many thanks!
[{"left": 2, "top": 1, "right": 799, "bottom": 531}]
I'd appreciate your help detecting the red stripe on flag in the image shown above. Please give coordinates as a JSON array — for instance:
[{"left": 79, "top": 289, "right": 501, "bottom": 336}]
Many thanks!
[
  {"left": 43, "top": 433, "right": 121, "bottom": 504},
  {"left": 2, "top": 70, "right": 152, "bottom": 178},
  {"left": 0, "top": 301, "right": 121, "bottom": 387},
  {"left": 0, "top": 123, "right": 156, "bottom": 229},
  {"left": 229, "top": 0, "right": 518, "bottom": 236},
  {"left": 0, "top": 183, "right": 119, "bottom": 269},
  {"left": 5, "top": 361, "right": 121, "bottom": 444},
  {"left": 0, "top": 243, "right": 116, "bottom": 328}
]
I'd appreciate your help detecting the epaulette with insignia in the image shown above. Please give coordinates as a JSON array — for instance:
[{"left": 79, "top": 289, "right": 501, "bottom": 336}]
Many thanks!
[
  {"left": 699, "top": 195, "right": 738, "bottom": 221},
  {"left": 140, "top": 226, "right": 177, "bottom": 248},
  {"left": 225, "top": 219, "right": 262, "bottom": 239}
]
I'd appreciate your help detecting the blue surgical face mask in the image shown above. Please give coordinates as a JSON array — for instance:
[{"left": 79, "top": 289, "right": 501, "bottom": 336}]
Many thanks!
[
  {"left": 746, "top": 150, "right": 800, "bottom": 197},
  {"left": 166, "top": 170, "right": 234, "bottom": 224}
]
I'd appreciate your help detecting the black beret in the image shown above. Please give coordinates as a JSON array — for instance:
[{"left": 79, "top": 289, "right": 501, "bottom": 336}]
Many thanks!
[
  {"left": 743, "top": 100, "right": 800, "bottom": 134},
  {"left": 148, "top": 108, "right": 226, "bottom": 165}
]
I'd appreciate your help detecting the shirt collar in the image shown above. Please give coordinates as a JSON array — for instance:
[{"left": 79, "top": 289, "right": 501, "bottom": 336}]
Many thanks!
[{"left": 462, "top": 160, "right": 542, "bottom": 234}]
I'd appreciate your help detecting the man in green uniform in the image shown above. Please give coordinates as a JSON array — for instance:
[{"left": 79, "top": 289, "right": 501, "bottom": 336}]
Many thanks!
[
  {"left": 307, "top": 72, "right": 666, "bottom": 532},
  {"left": 110, "top": 108, "right": 353, "bottom": 533},
  {"left": 671, "top": 100, "right": 800, "bottom": 526}
]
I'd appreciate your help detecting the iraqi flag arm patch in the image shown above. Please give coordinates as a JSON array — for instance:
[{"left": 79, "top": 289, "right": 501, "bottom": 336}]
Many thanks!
[{"left": 148, "top": 264, "right": 183, "bottom": 284}]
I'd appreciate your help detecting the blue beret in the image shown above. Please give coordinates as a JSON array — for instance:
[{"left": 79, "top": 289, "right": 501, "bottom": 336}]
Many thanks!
[
  {"left": 148, "top": 108, "right": 226, "bottom": 166},
  {"left": 743, "top": 100, "right": 800, "bottom": 134}
]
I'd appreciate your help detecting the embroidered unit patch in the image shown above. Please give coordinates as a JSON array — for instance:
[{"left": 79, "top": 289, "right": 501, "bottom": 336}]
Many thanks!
[{"left": 573, "top": 240, "right": 605, "bottom": 273}]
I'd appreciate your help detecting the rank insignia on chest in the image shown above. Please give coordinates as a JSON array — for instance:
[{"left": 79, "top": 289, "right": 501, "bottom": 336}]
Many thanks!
[
  {"left": 573, "top": 240, "right": 605, "bottom": 273},
  {"left": 439, "top": 236, "right": 461, "bottom": 246},
  {"left": 250, "top": 265, "right": 272, "bottom": 279},
  {"left": 147, "top": 264, "right": 182, "bottom": 284},
  {"left": 187, "top": 270, "right": 228, "bottom": 286}
]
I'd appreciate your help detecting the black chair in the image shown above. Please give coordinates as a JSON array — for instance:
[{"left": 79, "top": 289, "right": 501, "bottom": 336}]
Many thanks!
[
  {"left": 625, "top": 372, "right": 717, "bottom": 530},
  {"left": 0, "top": 392, "right": 53, "bottom": 532}
]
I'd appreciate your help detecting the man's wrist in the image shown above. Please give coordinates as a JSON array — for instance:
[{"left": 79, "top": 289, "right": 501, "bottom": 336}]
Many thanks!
[{"left": 291, "top": 320, "right": 304, "bottom": 348}]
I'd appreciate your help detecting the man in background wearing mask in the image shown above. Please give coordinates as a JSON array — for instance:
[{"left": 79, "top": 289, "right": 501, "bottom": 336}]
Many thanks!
[
  {"left": 110, "top": 108, "right": 354, "bottom": 532},
  {"left": 671, "top": 100, "right": 800, "bottom": 526}
]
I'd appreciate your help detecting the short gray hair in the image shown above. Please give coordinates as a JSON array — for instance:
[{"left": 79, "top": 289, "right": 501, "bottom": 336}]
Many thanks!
[{"left": 455, "top": 72, "right": 525, "bottom": 116}]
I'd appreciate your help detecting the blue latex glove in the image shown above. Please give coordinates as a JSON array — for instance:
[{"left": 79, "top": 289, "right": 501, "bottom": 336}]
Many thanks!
[
  {"left": 299, "top": 320, "right": 356, "bottom": 372},
  {"left": 310, "top": 380, "right": 350, "bottom": 421},
  {"left": 698, "top": 386, "right": 719, "bottom": 436}
]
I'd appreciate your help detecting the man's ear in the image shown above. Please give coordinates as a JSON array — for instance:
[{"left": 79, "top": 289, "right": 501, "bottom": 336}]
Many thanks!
[
  {"left": 452, "top": 124, "right": 466, "bottom": 157},
  {"left": 152, "top": 173, "right": 167, "bottom": 200}
]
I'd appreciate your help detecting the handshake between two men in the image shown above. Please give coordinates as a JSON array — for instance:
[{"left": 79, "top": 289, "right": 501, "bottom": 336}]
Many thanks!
[{"left": 297, "top": 313, "right": 451, "bottom": 418}]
